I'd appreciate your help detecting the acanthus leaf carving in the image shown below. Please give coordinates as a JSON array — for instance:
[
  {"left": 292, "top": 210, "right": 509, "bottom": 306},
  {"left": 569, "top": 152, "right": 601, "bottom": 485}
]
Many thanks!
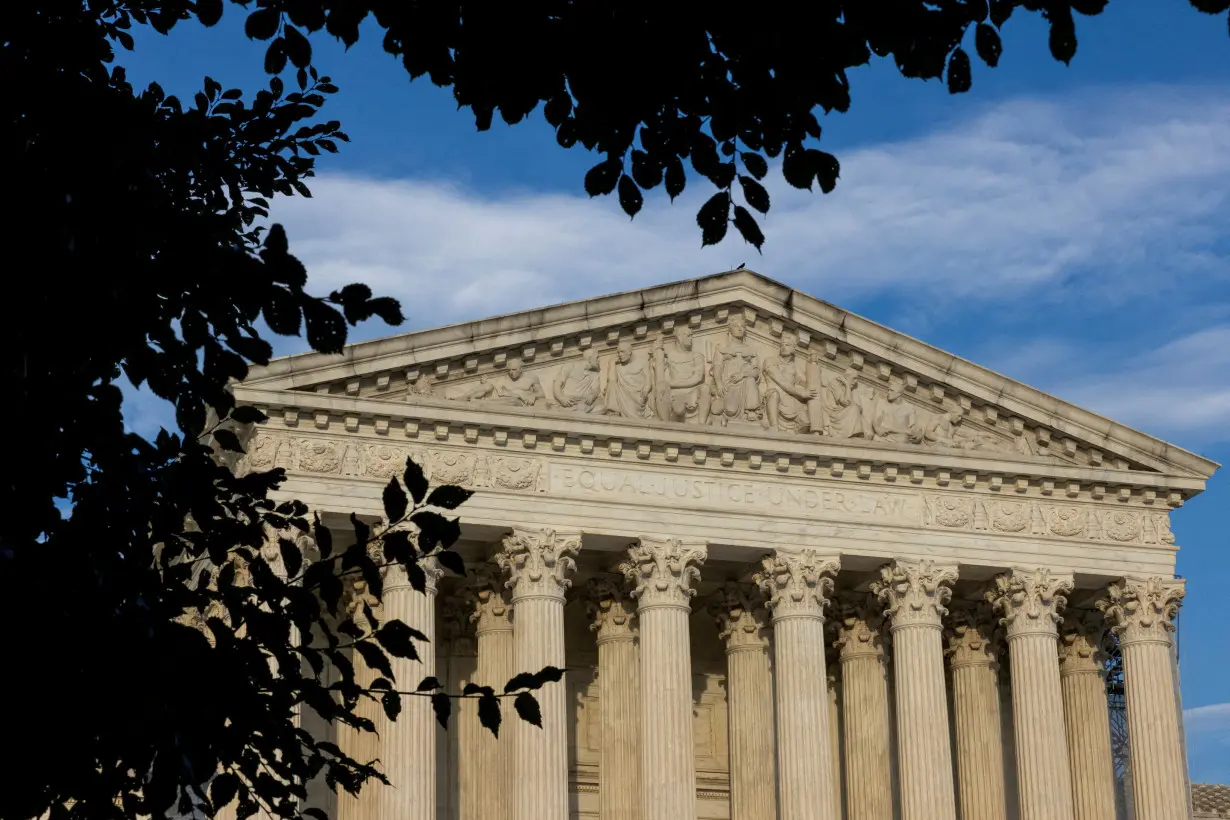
[
  {"left": 945, "top": 600, "right": 1002, "bottom": 669},
  {"left": 466, "top": 562, "right": 513, "bottom": 635},
  {"left": 987, "top": 567, "right": 1073, "bottom": 639},
  {"left": 754, "top": 549, "right": 840, "bottom": 621},
  {"left": 708, "top": 582, "right": 770, "bottom": 652},
  {"left": 584, "top": 574, "right": 637, "bottom": 643},
  {"left": 871, "top": 559, "right": 958, "bottom": 629},
  {"left": 1096, "top": 576, "right": 1184, "bottom": 646},
  {"left": 832, "top": 591, "right": 889, "bottom": 661},
  {"left": 497, "top": 527, "right": 581, "bottom": 602},
  {"left": 620, "top": 537, "right": 706, "bottom": 610},
  {"left": 1057, "top": 608, "right": 1109, "bottom": 676}
]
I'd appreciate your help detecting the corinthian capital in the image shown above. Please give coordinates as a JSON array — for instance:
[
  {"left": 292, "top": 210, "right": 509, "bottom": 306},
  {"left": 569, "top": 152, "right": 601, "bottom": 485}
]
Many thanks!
[
  {"left": 755, "top": 549, "right": 840, "bottom": 621},
  {"left": 832, "top": 592, "right": 888, "bottom": 661},
  {"left": 945, "top": 600, "right": 1002, "bottom": 669},
  {"left": 620, "top": 537, "right": 707, "bottom": 610},
  {"left": 1057, "top": 609, "right": 1109, "bottom": 676},
  {"left": 1096, "top": 576, "right": 1185, "bottom": 647},
  {"left": 987, "top": 568, "right": 1073, "bottom": 640},
  {"left": 497, "top": 527, "right": 581, "bottom": 602},
  {"left": 708, "top": 582, "right": 771, "bottom": 652},
  {"left": 871, "top": 559, "right": 958, "bottom": 630},
  {"left": 585, "top": 575, "right": 637, "bottom": 643},
  {"left": 467, "top": 562, "right": 513, "bottom": 635}
]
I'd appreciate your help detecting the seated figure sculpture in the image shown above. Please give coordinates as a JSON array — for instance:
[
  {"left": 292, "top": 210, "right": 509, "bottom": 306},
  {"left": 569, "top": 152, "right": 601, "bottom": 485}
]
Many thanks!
[
  {"left": 709, "top": 313, "right": 761, "bottom": 426},
  {"left": 652, "top": 325, "right": 710, "bottom": 425},
  {"left": 552, "top": 348, "right": 604, "bottom": 413},
  {"left": 603, "top": 340, "right": 655, "bottom": 419},
  {"left": 762, "top": 332, "right": 821, "bottom": 434}
]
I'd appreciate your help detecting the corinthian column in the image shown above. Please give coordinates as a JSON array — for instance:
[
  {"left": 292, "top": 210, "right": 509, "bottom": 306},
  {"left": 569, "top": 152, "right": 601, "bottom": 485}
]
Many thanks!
[
  {"left": 498, "top": 528, "right": 582, "bottom": 820},
  {"left": 620, "top": 537, "right": 707, "bottom": 820},
  {"left": 833, "top": 593, "right": 893, "bottom": 820},
  {"left": 378, "top": 557, "right": 444, "bottom": 820},
  {"left": 585, "top": 576, "right": 641, "bottom": 820},
  {"left": 989, "top": 568, "right": 1075, "bottom": 820},
  {"left": 1097, "top": 577, "right": 1187, "bottom": 820},
  {"left": 1057, "top": 609, "right": 1116, "bottom": 820},
  {"left": 945, "top": 601, "right": 1008, "bottom": 820},
  {"left": 756, "top": 549, "right": 841, "bottom": 820},
  {"left": 709, "top": 583, "right": 776, "bottom": 820},
  {"left": 871, "top": 559, "right": 958, "bottom": 820},
  {"left": 461, "top": 563, "right": 514, "bottom": 820}
]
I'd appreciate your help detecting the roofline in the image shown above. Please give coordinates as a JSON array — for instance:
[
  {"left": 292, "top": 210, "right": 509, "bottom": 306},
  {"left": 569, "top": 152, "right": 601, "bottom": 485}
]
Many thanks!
[{"left": 241, "top": 268, "right": 1221, "bottom": 481}]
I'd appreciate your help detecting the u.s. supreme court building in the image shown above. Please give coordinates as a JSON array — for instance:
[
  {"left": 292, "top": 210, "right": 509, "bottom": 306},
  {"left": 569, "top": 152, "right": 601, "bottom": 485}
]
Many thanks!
[{"left": 234, "top": 270, "right": 1217, "bottom": 820}]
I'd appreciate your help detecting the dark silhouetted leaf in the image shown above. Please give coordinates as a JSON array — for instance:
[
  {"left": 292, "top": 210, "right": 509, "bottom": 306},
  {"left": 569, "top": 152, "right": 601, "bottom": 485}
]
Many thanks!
[
  {"left": 975, "top": 23, "right": 1003, "bottom": 67},
  {"left": 279, "top": 538, "right": 303, "bottom": 578},
  {"left": 813, "top": 151, "right": 840, "bottom": 194},
  {"left": 1047, "top": 7, "right": 1077, "bottom": 64},
  {"left": 477, "top": 693, "right": 502, "bottom": 737},
  {"left": 314, "top": 513, "right": 333, "bottom": 558},
  {"left": 375, "top": 620, "right": 425, "bottom": 660},
  {"left": 434, "top": 549, "right": 466, "bottom": 577},
  {"left": 584, "top": 159, "right": 621, "bottom": 197},
  {"left": 381, "top": 689, "right": 401, "bottom": 721},
  {"left": 665, "top": 156, "right": 686, "bottom": 200},
  {"left": 245, "top": 8, "right": 280, "bottom": 40},
  {"left": 617, "top": 175, "right": 643, "bottom": 218},
  {"left": 411, "top": 511, "right": 460, "bottom": 551},
  {"left": 738, "top": 176, "right": 770, "bottom": 214},
  {"left": 431, "top": 692, "right": 452, "bottom": 728},
  {"left": 403, "top": 457, "right": 428, "bottom": 505},
  {"left": 514, "top": 692, "right": 541, "bottom": 727},
  {"left": 213, "top": 429, "right": 245, "bottom": 453},
  {"left": 350, "top": 513, "right": 370, "bottom": 547},
  {"left": 532, "top": 666, "right": 566, "bottom": 686},
  {"left": 383, "top": 476, "right": 408, "bottom": 522},
  {"left": 210, "top": 773, "right": 238, "bottom": 810},
  {"left": 354, "top": 642, "right": 394, "bottom": 680},
  {"left": 696, "top": 192, "right": 730, "bottom": 247},
  {"left": 741, "top": 152, "right": 768, "bottom": 180},
  {"left": 283, "top": 25, "right": 312, "bottom": 68},
  {"left": 197, "top": 0, "right": 224, "bottom": 27},
  {"left": 416, "top": 676, "right": 441, "bottom": 692},
  {"left": 230, "top": 405, "right": 267, "bottom": 425},
  {"left": 732, "top": 206, "right": 765, "bottom": 251},
  {"left": 426, "top": 485, "right": 472, "bottom": 510},
  {"left": 947, "top": 47, "right": 972, "bottom": 94}
]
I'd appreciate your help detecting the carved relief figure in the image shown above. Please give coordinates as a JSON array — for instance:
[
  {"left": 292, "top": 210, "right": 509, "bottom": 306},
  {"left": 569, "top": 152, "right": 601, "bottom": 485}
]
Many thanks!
[
  {"left": 709, "top": 313, "right": 762, "bottom": 425},
  {"left": 867, "top": 382, "right": 924, "bottom": 444},
  {"left": 652, "top": 325, "right": 710, "bottom": 424},
  {"left": 818, "top": 367, "right": 863, "bottom": 439},
  {"left": 762, "top": 332, "right": 821, "bottom": 434},
  {"left": 455, "top": 359, "right": 545, "bottom": 407},
  {"left": 603, "top": 340, "right": 655, "bottom": 419},
  {"left": 552, "top": 348, "right": 604, "bottom": 413}
]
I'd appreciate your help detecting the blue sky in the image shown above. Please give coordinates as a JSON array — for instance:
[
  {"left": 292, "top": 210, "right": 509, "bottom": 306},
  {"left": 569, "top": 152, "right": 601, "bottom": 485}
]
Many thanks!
[{"left": 120, "top": 2, "right": 1229, "bottom": 783}]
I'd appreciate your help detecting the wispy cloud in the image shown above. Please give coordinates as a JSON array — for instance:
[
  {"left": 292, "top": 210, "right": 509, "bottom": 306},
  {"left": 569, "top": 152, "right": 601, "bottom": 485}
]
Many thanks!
[{"left": 1184, "top": 702, "right": 1230, "bottom": 784}]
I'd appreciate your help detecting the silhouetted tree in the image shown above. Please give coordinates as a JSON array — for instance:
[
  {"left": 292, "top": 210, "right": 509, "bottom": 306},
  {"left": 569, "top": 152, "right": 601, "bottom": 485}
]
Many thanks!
[{"left": 4, "top": 2, "right": 1226, "bottom": 820}]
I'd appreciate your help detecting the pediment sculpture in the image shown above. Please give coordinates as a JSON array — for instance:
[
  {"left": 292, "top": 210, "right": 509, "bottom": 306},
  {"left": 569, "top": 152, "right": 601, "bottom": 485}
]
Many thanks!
[{"left": 427, "top": 319, "right": 1028, "bottom": 458}]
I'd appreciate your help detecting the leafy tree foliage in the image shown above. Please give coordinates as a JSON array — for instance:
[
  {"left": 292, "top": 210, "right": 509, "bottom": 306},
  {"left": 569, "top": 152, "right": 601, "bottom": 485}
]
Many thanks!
[{"left": 4, "top": 1, "right": 1227, "bottom": 819}]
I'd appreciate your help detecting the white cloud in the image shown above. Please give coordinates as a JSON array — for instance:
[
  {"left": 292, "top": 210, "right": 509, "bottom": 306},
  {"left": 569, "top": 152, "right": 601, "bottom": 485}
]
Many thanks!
[
  {"left": 1184, "top": 702, "right": 1230, "bottom": 784},
  {"left": 272, "top": 84, "right": 1230, "bottom": 324}
]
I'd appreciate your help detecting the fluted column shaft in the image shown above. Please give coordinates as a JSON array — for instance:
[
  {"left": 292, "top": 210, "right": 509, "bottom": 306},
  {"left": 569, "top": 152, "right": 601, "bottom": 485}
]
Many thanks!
[
  {"left": 710, "top": 584, "right": 776, "bottom": 820},
  {"left": 757, "top": 549, "right": 841, "bottom": 820},
  {"left": 499, "top": 528, "right": 582, "bottom": 820},
  {"left": 946, "top": 603, "right": 1008, "bottom": 820},
  {"left": 1058, "top": 611, "right": 1116, "bottom": 820},
  {"left": 990, "top": 568, "right": 1076, "bottom": 820},
  {"left": 622, "top": 537, "right": 707, "bottom": 820},
  {"left": 378, "top": 559, "right": 443, "bottom": 820},
  {"left": 835, "top": 595, "right": 893, "bottom": 820},
  {"left": 1099, "top": 577, "right": 1188, "bottom": 820},
  {"left": 872, "top": 559, "right": 958, "bottom": 820},
  {"left": 462, "top": 565, "right": 514, "bottom": 820},
  {"left": 586, "top": 577, "right": 641, "bottom": 820}
]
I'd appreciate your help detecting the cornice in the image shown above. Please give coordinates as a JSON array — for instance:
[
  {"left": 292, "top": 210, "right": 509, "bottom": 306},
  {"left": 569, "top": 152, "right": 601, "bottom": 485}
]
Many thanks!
[
  {"left": 236, "top": 269, "right": 1219, "bottom": 482},
  {"left": 231, "top": 385, "right": 1203, "bottom": 502}
]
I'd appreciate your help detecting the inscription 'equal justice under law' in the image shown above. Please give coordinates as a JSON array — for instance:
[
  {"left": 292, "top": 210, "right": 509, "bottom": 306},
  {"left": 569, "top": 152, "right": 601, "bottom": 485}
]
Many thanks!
[{"left": 550, "top": 465, "right": 920, "bottom": 522}]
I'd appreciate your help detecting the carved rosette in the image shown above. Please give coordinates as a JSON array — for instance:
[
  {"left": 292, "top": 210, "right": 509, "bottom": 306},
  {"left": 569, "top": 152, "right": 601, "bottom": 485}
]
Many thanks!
[
  {"left": 871, "top": 559, "right": 958, "bottom": 630},
  {"left": 708, "top": 582, "right": 771, "bottom": 652},
  {"left": 584, "top": 575, "right": 637, "bottom": 644},
  {"left": 945, "top": 600, "right": 1002, "bottom": 669},
  {"left": 467, "top": 562, "right": 513, "bottom": 635},
  {"left": 831, "top": 592, "right": 888, "bottom": 661},
  {"left": 988, "top": 567, "right": 1073, "bottom": 640},
  {"left": 1097, "top": 577, "right": 1185, "bottom": 647},
  {"left": 755, "top": 549, "right": 840, "bottom": 622},
  {"left": 497, "top": 527, "right": 582, "bottom": 603},
  {"left": 1057, "top": 608, "right": 1109, "bottom": 677},
  {"left": 620, "top": 537, "right": 707, "bottom": 610}
]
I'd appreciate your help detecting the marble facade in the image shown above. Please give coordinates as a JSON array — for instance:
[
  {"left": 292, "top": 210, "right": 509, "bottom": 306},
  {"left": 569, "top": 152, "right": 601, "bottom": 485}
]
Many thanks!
[{"left": 235, "top": 270, "right": 1217, "bottom": 820}]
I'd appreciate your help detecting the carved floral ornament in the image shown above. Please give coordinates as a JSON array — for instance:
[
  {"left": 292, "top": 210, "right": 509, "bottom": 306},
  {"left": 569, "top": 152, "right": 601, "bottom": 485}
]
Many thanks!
[
  {"left": 944, "top": 600, "right": 1002, "bottom": 668},
  {"left": 831, "top": 592, "right": 889, "bottom": 660},
  {"left": 871, "top": 559, "right": 958, "bottom": 630},
  {"left": 1096, "top": 576, "right": 1185, "bottom": 647},
  {"left": 987, "top": 567, "right": 1073, "bottom": 640},
  {"left": 1057, "top": 609, "right": 1110, "bottom": 675},
  {"left": 620, "top": 537, "right": 707, "bottom": 610},
  {"left": 754, "top": 549, "right": 840, "bottom": 621},
  {"left": 465, "top": 562, "right": 513, "bottom": 634},
  {"left": 497, "top": 528, "right": 581, "bottom": 602}
]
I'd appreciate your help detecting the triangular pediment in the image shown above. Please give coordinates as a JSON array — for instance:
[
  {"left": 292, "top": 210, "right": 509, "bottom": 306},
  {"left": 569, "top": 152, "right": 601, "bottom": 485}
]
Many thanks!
[{"left": 237, "top": 270, "right": 1217, "bottom": 485}]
